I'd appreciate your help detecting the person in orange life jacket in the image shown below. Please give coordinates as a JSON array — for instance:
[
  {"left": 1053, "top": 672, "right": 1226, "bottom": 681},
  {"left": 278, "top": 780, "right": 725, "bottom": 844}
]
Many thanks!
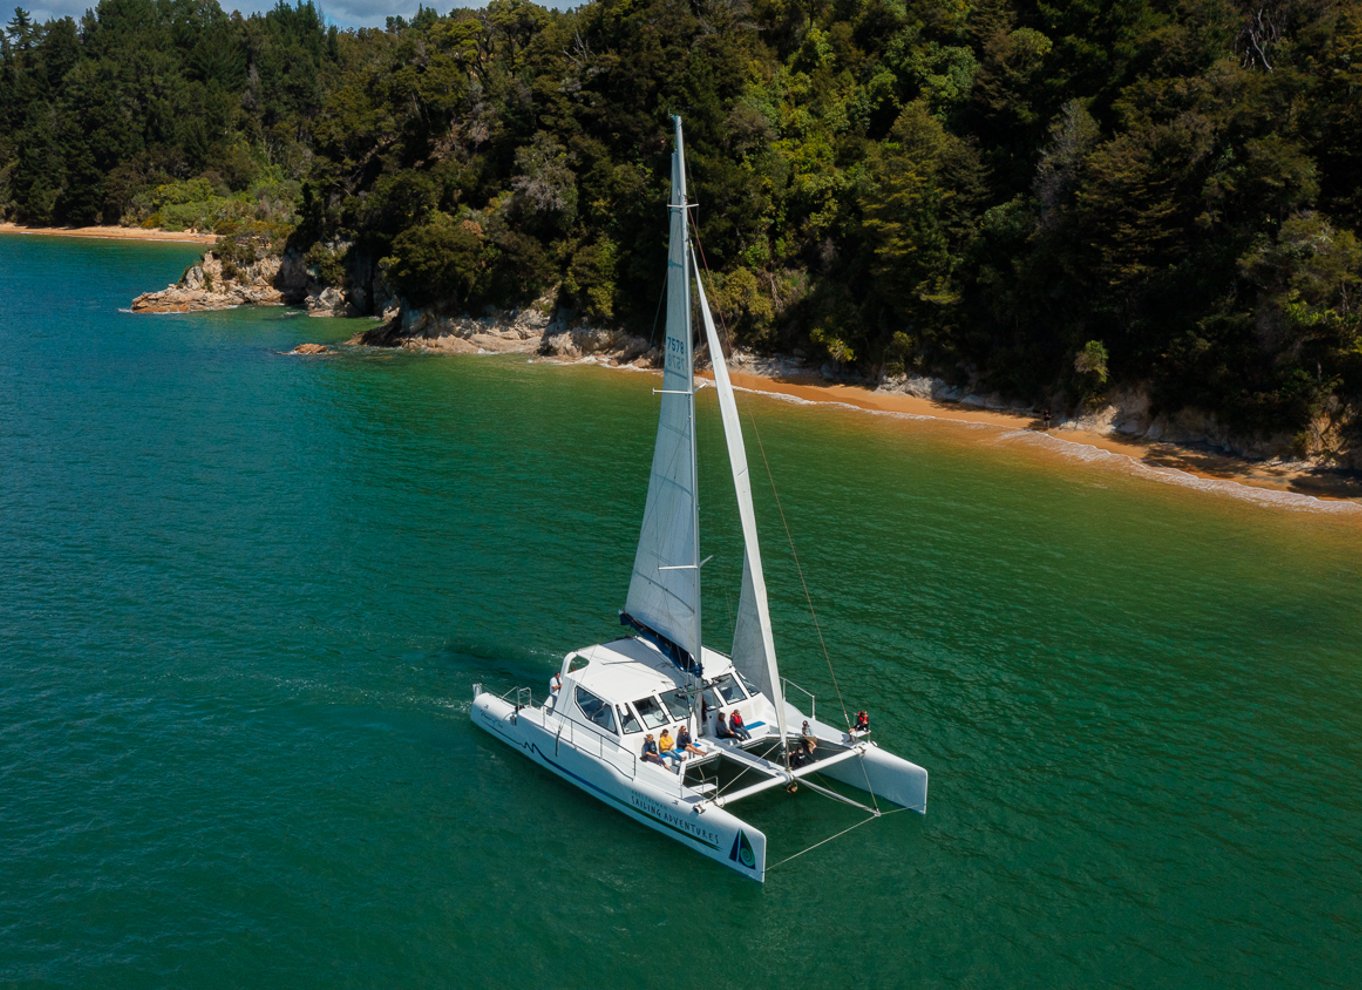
[{"left": 730, "top": 709, "right": 752, "bottom": 741}]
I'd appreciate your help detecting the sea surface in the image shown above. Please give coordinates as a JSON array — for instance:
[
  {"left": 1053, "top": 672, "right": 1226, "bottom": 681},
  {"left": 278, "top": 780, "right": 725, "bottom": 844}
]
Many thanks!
[{"left": 2, "top": 234, "right": 1360, "bottom": 988}]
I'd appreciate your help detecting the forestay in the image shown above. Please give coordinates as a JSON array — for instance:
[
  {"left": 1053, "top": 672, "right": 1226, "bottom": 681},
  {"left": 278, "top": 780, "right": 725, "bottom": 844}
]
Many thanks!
[{"left": 692, "top": 253, "right": 789, "bottom": 746}]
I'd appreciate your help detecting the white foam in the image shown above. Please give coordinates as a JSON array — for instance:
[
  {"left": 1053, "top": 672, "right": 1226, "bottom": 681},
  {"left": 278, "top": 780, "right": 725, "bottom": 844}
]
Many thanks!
[{"left": 1000, "top": 429, "right": 1361, "bottom": 515}]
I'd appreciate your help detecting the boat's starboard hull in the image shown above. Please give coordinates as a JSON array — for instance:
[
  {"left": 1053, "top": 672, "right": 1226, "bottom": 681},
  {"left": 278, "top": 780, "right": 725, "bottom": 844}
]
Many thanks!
[{"left": 471, "top": 689, "right": 768, "bottom": 881}]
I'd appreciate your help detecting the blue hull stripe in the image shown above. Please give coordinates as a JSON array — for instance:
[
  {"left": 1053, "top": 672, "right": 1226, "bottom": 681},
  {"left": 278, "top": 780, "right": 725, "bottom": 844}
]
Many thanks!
[{"left": 484, "top": 720, "right": 723, "bottom": 852}]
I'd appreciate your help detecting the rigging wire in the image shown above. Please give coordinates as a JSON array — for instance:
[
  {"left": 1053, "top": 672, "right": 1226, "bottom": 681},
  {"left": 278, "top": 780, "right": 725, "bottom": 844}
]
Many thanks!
[
  {"left": 766, "top": 807, "right": 914, "bottom": 873},
  {"left": 688, "top": 217, "right": 857, "bottom": 740},
  {"left": 684, "top": 149, "right": 882, "bottom": 817}
]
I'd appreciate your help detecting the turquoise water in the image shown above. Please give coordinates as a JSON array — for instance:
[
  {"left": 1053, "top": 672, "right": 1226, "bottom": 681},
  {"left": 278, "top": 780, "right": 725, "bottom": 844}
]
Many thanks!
[{"left": 2, "top": 234, "right": 1360, "bottom": 987}]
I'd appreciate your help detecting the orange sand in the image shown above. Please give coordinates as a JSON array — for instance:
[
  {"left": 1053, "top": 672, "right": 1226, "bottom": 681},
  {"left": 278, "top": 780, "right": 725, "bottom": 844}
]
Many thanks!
[
  {"left": 714, "top": 370, "right": 1362, "bottom": 508},
  {"left": 0, "top": 222, "right": 217, "bottom": 245}
]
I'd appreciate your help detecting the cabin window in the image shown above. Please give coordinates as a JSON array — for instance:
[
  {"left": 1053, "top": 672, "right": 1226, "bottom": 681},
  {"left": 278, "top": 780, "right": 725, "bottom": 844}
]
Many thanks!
[
  {"left": 574, "top": 686, "right": 617, "bottom": 734},
  {"left": 659, "top": 688, "right": 693, "bottom": 721},
  {"left": 618, "top": 704, "right": 642, "bottom": 734},
  {"left": 632, "top": 695, "right": 669, "bottom": 729},
  {"left": 567, "top": 654, "right": 590, "bottom": 674},
  {"left": 710, "top": 673, "right": 747, "bottom": 703}
]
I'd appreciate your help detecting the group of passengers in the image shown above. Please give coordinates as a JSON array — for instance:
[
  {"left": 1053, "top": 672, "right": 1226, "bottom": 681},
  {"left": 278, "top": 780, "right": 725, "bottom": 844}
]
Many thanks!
[
  {"left": 642, "top": 706, "right": 760, "bottom": 773},
  {"left": 640, "top": 723, "right": 707, "bottom": 773},
  {"left": 714, "top": 709, "right": 751, "bottom": 743}
]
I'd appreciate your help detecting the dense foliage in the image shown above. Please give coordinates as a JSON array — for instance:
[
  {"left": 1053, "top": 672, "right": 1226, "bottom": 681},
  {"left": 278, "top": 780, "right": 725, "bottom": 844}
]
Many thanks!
[{"left": 4, "top": 0, "right": 1362, "bottom": 447}]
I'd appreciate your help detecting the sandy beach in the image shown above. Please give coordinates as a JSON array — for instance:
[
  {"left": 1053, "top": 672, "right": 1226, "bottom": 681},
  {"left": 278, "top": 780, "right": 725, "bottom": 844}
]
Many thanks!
[
  {"left": 0, "top": 222, "right": 218, "bottom": 245},
  {"left": 713, "top": 369, "right": 1362, "bottom": 510}
]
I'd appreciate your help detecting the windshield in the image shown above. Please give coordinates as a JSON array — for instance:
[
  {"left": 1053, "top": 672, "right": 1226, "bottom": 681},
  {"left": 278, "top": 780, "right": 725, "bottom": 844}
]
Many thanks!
[
  {"left": 632, "top": 695, "right": 669, "bottom": 729},
  {"left": 659, "top": 687, "right": 693, "bottom": 721},
  {"left": 709, "top": 673, "right": 747, "bottom": 704}
]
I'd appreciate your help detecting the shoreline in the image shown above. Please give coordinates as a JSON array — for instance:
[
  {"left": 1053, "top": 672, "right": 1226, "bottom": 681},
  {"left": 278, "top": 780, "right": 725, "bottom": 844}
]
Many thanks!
[
  {"left": 0, "top": 221, "right": 218, "bottom": 245},
  {"left": 362, "top": 324, "right": 1362, "bottom": 511},
  {"left": 707, "top": 368, "right": 1362, "bottom": 510}
]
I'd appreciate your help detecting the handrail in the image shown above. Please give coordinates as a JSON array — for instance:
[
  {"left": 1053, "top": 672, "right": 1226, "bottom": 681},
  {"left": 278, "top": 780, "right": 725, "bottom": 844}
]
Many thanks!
[
  {"left": 495, "top": 684, "right": 536, "bottom": 708},
  {"left": 486, "top": 682, "right": 643, "bottom": 778},
  {"left": 782, "top": 677, "right": 817, "bottom": 721},
  {"left": 556, "top": 712, "right": 639, "bottom": 779}
]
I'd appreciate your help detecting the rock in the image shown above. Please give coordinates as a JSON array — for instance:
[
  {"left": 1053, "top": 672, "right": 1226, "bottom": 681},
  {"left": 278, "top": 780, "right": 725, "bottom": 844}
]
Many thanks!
[
  {"left": 539, "top": 325, "right": 655, "bottom": 364},
  {"left": 306, "top": 285, "right": 349, "bottom": 317},
  {"left": 287, "top": 342, "right": 331, "bottom": 356},
  {"left": 351, "top": 290, "right": 660, "bottom": 367},
  {"left": 131, "top": 247, "right": 310, "bottom": 313}
]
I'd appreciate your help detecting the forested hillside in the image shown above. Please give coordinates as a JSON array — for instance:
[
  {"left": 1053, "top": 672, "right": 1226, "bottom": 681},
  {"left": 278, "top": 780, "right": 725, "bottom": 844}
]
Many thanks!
[{"left": 4, "top": 0, "right": 1361, "bottom": 452}]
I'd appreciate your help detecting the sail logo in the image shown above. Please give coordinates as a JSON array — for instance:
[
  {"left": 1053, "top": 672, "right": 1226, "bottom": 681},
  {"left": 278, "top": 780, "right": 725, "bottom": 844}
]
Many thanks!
[
  {"left": 729, "top": 830, "right": 756, "bottom": 870},
  {"left": 665, "top": 335, "right": 687, "bottom": 374}
]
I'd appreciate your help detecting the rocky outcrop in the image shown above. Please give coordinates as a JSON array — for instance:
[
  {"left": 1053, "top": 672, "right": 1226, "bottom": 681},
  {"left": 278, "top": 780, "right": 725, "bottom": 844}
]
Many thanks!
[
  {"left": 357, "top": 302, "right": 548, "bottom": 354},
  {"left": 355, "top": 293, "right": 657, "bottom": 365},
  {"left": 286, "top": 342, "right": 332, "bottom": 356},
  {"left": 538, "top": 324, "right": 655, "bottom": 365},
  {"left": 131, "top": 247, "right": 354, "bottom": 316},
  {"left": 132, "top": 250, "right": 296, "bottom": 312}
]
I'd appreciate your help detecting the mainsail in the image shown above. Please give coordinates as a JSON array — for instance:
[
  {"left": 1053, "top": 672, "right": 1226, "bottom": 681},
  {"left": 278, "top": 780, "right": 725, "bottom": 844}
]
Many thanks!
[
  {"left": 692, "top": 253, "right": 789, "bottom": 746},
  {"left": 624, "top": 117, "right": 701, "bottom": 670}
]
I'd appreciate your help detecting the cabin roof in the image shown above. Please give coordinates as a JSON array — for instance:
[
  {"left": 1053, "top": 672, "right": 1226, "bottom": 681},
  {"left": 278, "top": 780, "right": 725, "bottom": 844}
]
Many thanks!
[
  {"left": 571, "top": 638, "right": 675, "bottom": 699},
  {"left": 569, "top": 636, "right": 735, "bottom": 703}
]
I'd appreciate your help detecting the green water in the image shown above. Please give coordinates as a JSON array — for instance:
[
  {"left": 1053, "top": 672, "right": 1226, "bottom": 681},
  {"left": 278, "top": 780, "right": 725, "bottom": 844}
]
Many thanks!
[{"left": 2, "top": 234, "right": 1360, "bottom": 987}]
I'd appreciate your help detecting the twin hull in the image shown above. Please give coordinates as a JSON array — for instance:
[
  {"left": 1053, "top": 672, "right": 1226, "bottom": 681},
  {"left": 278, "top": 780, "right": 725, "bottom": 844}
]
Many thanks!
[{"left": 471, "top": 691, "right": 767, "bottom": 880}]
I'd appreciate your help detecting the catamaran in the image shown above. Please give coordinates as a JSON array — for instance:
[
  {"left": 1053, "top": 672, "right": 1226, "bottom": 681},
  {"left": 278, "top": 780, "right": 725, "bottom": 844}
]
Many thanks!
[{"left": 471, "top": 117, "right": 928, "bottom": 881}]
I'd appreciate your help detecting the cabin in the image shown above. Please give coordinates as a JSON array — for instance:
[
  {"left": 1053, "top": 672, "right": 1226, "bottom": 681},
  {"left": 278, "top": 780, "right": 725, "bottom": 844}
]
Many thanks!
[{"left": 548, "top": 637, "right": 767, "bottom": 767}]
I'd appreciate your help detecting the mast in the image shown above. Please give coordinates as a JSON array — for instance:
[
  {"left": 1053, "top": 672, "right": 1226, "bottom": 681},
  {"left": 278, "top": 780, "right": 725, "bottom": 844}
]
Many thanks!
[
  {"left": 678, "top": 116, "right": 702, "bottom": 679},
  {"left": 623, "top": 115, "right": 703, "bottom": 675}
]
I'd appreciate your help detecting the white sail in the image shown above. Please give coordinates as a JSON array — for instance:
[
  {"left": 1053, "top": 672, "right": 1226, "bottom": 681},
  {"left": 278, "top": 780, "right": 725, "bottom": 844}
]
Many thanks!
[
  {"left": 624, "top": 117, "right": 701, "bottom": 666},
  {"left": 692, "top": 248, "right": 789, "bottom": 745}
]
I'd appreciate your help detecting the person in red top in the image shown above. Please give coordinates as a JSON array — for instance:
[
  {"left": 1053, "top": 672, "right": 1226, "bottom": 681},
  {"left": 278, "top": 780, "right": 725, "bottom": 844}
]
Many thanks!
[{"left": 729, "top": 709, "right": 752, "bottom": 742}]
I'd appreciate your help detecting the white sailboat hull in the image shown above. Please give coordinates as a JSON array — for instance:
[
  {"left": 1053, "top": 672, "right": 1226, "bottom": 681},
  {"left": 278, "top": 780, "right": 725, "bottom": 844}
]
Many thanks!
[
  {"left": 471, "top": 689, "right": 768, "bottom": 881},
  {"left": 791, "top": 709, "right": 930, "bottom": 812},
  {"left": 816, "top": 743, "right": 929, "bottom": 811}
]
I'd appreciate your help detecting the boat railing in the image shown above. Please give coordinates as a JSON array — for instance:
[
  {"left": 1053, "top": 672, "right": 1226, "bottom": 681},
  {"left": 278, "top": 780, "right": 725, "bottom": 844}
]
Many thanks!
[
  {"left": 488, "top": 684, "right": 537, "bottom": 710},
  {"left": 556, "top": 714, "right": 639, "bottom": 779},
  {"left": 782, "top": 677, "right": 817, "bottom": 721}
]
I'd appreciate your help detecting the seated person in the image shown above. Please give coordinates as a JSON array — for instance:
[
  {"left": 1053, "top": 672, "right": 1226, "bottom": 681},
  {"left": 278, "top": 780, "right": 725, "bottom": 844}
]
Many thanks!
[
  {"left": 800, "top": 720, "right": 818, "bottom": 755},
  {"left": 730, "top": 709, "right": 752, "bottom": 742},
  {"left": 715, "top": 711, "right": 736, "bottom": 740},
  {"left": 658, "top": 728, "right": 683, "bottom": 767},
  {"left": 676, "top": 724, "right": 706, "bottom": 756},
  {"left": 641, "top": 733, "right": 668, "bottom": 769},
  {"left": 853, "top": 710, "right": 870, "bottom": 734}
]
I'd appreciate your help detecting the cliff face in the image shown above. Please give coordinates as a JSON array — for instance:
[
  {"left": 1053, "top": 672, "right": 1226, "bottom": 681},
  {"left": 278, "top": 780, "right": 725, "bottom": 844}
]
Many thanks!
[{"left": 130, "top": 249, "right": 350, "bottom": 316}]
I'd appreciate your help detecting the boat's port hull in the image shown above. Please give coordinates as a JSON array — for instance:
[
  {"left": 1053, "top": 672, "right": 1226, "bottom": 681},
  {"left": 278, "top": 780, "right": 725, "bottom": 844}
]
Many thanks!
[
  {"left": 792, "top": 708, "right": 930, "bottom": 813},
  {"left": 471, "top": 690, "right": 768, "bottom": 881}
]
